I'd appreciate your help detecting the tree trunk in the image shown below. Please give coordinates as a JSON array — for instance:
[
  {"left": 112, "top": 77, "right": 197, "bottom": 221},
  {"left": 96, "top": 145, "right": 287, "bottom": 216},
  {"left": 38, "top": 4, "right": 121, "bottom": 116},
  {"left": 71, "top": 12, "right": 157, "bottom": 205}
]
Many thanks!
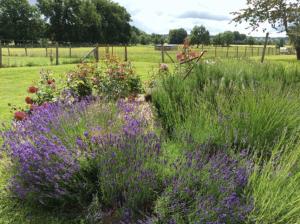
[{"left": 296, "top": 47, "right": 300, "bottom": 60}]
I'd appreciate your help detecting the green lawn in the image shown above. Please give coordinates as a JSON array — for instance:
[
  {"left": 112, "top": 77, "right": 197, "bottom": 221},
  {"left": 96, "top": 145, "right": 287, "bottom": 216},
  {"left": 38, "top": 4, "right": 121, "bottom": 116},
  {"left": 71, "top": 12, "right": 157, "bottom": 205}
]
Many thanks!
[
  {"left": 0, "top": 61, "right": 159, "bottom": 123},
  {"left": 1, "top": 45, "right": 279, "bottom": 67}
]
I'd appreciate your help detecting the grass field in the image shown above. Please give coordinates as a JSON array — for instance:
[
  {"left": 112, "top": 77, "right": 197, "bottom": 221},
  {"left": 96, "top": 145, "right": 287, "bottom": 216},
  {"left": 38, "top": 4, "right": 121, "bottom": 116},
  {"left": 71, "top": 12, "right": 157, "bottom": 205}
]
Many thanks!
[
  {"left": 0, "top": 45, "right": 280, "bottom": 67},
  {"left": 0, "top": 61, "right": 159, "bottom": 123}
]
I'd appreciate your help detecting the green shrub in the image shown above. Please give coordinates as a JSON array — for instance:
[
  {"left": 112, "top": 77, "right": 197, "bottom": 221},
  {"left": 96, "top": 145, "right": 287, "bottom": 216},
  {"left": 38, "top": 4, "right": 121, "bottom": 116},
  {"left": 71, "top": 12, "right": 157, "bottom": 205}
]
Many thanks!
[{"left": 93, "top": 57, "right": 144, "bottom": 99}]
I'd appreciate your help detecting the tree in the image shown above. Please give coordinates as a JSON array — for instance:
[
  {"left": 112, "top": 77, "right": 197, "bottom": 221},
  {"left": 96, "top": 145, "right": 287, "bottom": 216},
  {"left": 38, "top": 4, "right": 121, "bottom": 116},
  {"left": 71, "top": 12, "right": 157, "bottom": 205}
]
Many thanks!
[
  {"left": 140, "top": 33, "right": 151, "bottom": 45},
  {"left": 92, "top": 0, "right": 131, "bottom": 44},
  {"left": 37, "top": 0, "right": 131, "bottom": 44},
  {"left": 222, "top": 31, "right": 235, "bottom": 46},
  {"left": 233, "top": 31, "right": 247, "bottom": 44},
  {"left": 232, "top": 0, "right": 300, "bottom": 60},
  {"left": 247, "top": 36, "right": 256, "bottom": 45},
  {"left": 190, "top": 25, "right": 210, "bottom": 47},
  {"left": 151, "top": 33, "right": 165, "bottom": 45},
  {"left": 0, "top": 0, "right": 45, "bottom": 43},
  {"left": 169, "top": 28, "right": 188, "bottom": 44},
  {"left": 213, "top": 34, "right": 224, "bottom": 46},
  {"left": 212, "top": 31, "right": 234, "bottom": 46}
]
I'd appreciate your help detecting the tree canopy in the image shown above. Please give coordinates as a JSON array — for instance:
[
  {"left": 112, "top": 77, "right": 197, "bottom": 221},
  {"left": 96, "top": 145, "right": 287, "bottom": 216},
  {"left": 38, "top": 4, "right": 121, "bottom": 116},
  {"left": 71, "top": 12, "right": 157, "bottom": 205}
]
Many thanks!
[
  {"left": 37, "top": 0, "right": 131, "bottom": 43},
  {"left": 232, "top": 0, "right": 300, "bottom": 59},
  {"left": 0, "top": 0, "right": 44, "bottom": 43},
  {"left": 190, "top": 25, "right": 210, "bottom": 47},
  {"left": 169, "top": 28, "right": 188, "bottom": 44}
]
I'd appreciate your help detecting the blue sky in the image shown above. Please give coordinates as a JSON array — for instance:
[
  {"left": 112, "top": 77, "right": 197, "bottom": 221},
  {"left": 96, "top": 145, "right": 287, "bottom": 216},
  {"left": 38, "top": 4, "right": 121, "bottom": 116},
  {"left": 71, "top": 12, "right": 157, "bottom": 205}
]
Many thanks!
[{"left": 29, "top": 0, "right": 286, "bottom": 37}]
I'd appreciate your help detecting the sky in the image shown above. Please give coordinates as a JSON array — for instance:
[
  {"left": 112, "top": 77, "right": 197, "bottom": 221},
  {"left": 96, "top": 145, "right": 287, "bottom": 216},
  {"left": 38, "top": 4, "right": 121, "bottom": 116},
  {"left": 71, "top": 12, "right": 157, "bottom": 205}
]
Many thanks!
[{"left": 29, "top": 0, "right": 287, "bottom": 37}]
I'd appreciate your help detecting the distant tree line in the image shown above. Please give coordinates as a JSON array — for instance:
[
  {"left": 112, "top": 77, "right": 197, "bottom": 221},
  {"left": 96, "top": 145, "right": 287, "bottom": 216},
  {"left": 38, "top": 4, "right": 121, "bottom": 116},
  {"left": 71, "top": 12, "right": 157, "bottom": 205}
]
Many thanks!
[
  {"left": 0, "top": 0, "right": 288, "bottom": 47},
  {"left": 0, "top": 0, "right": 131, "bottom": 44}
]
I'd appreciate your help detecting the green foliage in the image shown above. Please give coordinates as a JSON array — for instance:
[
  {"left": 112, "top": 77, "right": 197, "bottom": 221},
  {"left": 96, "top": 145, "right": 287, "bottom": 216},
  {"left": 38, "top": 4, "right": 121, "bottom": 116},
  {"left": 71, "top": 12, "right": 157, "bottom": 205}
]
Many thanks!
[
  {"left": 247, "top": 134, "right": 300, "bottom": 223},
  {"left": 232, "top": 0, "right": 300, "bottom": 59},
  {"left": 37, "top": 0, "right": 131, "bottom": 43},
  {"left": 190, "top": 25, "right": 210, "bottom": 47},
  {"left": 66, "top": 63, "right": 95, "bottom": 99},
  {"left": 169, "top": 28, "right": 188, "bottom": 44},
  {"left": 0, "top": 0, "right": 45, "bottom": 42},
  {"left": 32, "top": 70, "right": 59, "bottom": 105},
  {"left": 213, "top": 31, "right": 249, "bottom": 46},
  {"left": 93, "top": 58, "right": 144, "bottom": 99},
  {"left": 152, "top": 60, "right": 300, "bottom": 156}
]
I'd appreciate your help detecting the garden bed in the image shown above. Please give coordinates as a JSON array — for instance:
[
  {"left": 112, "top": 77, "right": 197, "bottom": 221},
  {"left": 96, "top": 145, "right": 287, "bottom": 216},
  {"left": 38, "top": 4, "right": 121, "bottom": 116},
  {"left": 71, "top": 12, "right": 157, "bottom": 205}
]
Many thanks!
[{"left": 1, "top": 57, "right": 300, "bottom": 223}]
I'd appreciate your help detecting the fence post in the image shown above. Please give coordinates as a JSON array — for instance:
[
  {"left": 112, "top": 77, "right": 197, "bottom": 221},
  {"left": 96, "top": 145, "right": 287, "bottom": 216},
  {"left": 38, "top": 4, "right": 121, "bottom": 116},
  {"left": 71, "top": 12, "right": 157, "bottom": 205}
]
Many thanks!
[
  {"left": 46, "top": 46, "right": 48, "bottom": 57},
  {"left": 69, "top": 43, "right": 72, "bottom": 58},
  {"left": 251, "top": 46, "right": 254, "bottom": 57},
  {"left": 0, "top": 40, "right": 2, "bottom": 68},
  {"left": 261, "top": 32, "right": 269, "bottom": 63},
  {"left": 25, "top": 45, "right": 28, "bottom": 56},
  {"left": 244, "top": 47, "right": 247, "bottom": 57},
  {"left": 226, "top": 46, "right": 229, "bottom": 58},
  {"left": 161, "top": 42, "right": 165, "bottom": 63},
  {"left": 236, "top": 46, "right": 239, "bottom": 58},
  {"left": 7, "top": 46, "right": 10, "bottom": 56},
  {"left": 215, "top": 46, "right": 217, "bottom": 57},
  {"left": 56, "top": 42, "right": 59, "bottom": 65},
  {"left": 106, "top": 45, "right": 109, "bottom": 58},
  {"left": 111, "top": 46, "right": 114, "bottom": 56},
  {"left": 95, "top": 44, "right": 99, "bottom": 62},
  {"left": 124, "top": 45, "right": 128, "bottom": 62}
]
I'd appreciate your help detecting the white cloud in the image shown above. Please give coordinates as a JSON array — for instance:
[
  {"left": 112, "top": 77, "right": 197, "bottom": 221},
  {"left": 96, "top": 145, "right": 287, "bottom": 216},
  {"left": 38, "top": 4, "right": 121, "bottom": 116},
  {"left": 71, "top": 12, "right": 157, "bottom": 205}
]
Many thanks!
[
  {"left": 30, "top": 0, "right": 286, "bottom": 37},
  {"left": 115, "top": 0, "right": 287, "bottom": 37}
]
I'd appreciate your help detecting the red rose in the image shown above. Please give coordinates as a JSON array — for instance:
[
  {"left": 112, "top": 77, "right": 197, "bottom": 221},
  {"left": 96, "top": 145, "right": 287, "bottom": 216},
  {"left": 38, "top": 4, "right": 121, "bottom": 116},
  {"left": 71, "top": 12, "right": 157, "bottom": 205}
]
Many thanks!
[
  {"left": 14, "top": 111, "right": 27, "bottom": 121},
  {"left": 28, "top": 86, "right": 38, "bottom": 94},
  {"left": 25, "top": 96, "right": 33, "bottom": 105},
  {"left": 47, "top": 79, "right": 55, "bottom": 85}
]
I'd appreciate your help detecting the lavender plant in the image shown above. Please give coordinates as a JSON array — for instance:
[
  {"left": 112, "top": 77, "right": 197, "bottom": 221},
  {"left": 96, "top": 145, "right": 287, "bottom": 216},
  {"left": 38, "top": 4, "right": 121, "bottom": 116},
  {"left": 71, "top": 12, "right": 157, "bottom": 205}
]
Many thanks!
[
  {"left": 1, "top": 98, "right": 164, "bottom": 222},
  {"left": 154, "top": 147, "right": 253, "bottom": 224}
]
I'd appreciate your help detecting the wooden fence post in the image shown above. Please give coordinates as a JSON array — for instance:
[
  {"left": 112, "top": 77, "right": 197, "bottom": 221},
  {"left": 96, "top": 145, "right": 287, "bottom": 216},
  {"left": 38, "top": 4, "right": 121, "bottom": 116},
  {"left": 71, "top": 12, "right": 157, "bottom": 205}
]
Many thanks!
[
  {"left": 124, "top": 45, "right": 128, "bottom": 61},
  {"left": 25, "top": 45, "right": 28, "bottom": 56},
  {"left": 46, "top": 46, "right": 48, "bottom": 57},
  {"left": 251, "top": 46, "right": 254, "bottom": 57},
  {"left": 7, "top": 46, "right": 10, "bottom": 56},
  {"left": 161, "top": 43, "right": 165, "bottom": 63},
  {"left": 106, "top": 45, "right": 109, "bottom": 58},
  {"left": 236, "top": 46, "right": 239, "bottom": 58},
  {"left": 95, "top": 44, "right": 99, "bottom": 62},
  {"left": 261, "top": 32, "right": 269, "bottom": 63},
  {"left": 0, "top": 40, "right": 2, "bottom": 68},
  {"left": 226, "top": 46, "right": 229, "bottom": 57},
  {"left": 215, "top": 46, "right": 217, "bottom": 57},
  {"left": 56, "top": 42, "right": 59, "bottom": 65},
  {"left": 244, "top": 47, "right": 247, "bottom": 57},
  {"left": 69, "top": 43, "right": 72, "bottom": 58}
]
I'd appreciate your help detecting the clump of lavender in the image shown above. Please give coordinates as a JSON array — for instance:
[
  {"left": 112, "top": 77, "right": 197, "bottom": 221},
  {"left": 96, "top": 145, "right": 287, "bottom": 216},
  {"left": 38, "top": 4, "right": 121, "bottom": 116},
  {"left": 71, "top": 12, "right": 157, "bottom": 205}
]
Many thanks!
[
  {"left": 1, "top": 102, "right": 82, "bottom": 207},
  {"left": 1, "top": 98, "right": 164, "bottom": 222},
  {"left": 154, "top": 147, "right": 253, "bottom": 224},
  {"left": 77, "top": 100, "right": 164, "bottom": 221}
]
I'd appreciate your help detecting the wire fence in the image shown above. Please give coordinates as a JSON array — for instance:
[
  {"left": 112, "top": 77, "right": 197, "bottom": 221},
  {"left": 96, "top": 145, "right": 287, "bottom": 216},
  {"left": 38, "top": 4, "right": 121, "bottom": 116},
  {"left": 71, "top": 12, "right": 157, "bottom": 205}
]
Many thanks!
[{"left": 0, "top": 42, "right": 286, "bottom": 68}]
